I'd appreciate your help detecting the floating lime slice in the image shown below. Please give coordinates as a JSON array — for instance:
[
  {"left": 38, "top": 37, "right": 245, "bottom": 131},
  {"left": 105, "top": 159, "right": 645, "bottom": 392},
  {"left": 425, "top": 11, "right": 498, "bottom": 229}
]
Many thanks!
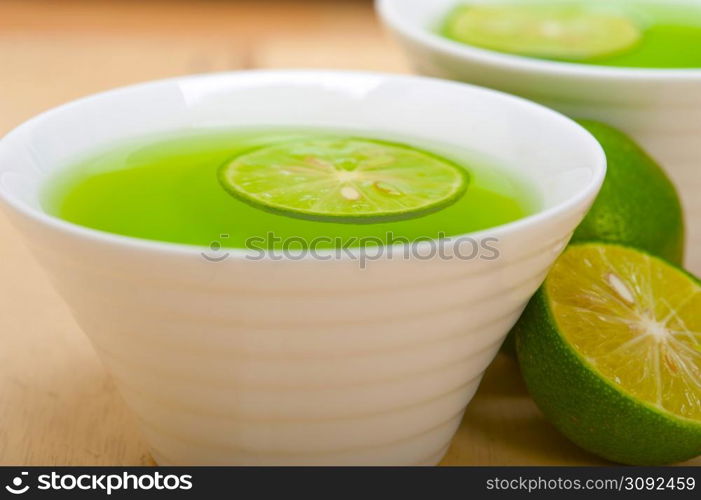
[
  {"left": 444, "top": 5, "right": 642, "bottom": 61},
  {"left": 219, "top": 138, "right": 468, "bottom": 222}
]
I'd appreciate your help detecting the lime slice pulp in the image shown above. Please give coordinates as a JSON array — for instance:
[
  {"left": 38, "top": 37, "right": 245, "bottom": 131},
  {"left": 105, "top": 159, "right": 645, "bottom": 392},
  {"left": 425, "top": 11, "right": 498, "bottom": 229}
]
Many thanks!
[
  {"left": 444, "top": 5, "right": 642, "bottom": 61},
  {"left": 219, "top": 137, "right": 469, "bottom": 223}
]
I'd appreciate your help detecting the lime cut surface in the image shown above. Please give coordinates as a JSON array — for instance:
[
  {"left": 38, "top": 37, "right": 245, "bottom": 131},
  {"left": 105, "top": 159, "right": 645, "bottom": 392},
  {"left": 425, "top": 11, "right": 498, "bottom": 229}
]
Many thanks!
[
  {"left": 444, "top": 5, "right": 642, "bottom": 61},
  {"left": 516, "top": 242, "right": 701, "bottom": 464},
  {"left": 549, "top": 244, "right": 701, "bottom": 421},
  {"left": 219, "top": 137, "right": 469, "bottom": 222}
]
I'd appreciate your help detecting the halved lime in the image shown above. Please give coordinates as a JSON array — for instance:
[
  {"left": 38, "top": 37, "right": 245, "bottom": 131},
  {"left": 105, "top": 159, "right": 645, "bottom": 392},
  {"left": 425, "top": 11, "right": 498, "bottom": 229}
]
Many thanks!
[
  {"left": 444, "top": 5, "right": 642, "bottom": 61},
  {"left": 218, "top": 137, "right": 468, "bottom": 222},
  {"left": 515, "top": 242, "right": 701, "bottom": 464}
]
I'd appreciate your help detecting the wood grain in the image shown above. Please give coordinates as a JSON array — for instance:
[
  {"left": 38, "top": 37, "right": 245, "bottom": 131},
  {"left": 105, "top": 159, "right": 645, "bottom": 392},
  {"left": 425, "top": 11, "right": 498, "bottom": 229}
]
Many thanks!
[{"left": 0, "top": 0, "right": 698, "bottom": 466}]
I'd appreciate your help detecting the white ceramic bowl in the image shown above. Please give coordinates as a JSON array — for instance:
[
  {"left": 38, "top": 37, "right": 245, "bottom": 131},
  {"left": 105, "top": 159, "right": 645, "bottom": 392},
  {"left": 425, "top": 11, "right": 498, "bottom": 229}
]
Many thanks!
[
  {"left": 378, "top": 0, "right": 701, "bottom": 273},
  {"left": 0, "top": 70, "right": 605, "bottom": 465}
]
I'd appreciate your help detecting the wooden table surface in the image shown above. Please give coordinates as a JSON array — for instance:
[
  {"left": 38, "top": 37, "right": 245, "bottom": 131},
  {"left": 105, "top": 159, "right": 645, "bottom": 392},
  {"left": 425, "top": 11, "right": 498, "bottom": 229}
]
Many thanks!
[{"left": 0, "top": 0, "right": 698, "bottom": 466}]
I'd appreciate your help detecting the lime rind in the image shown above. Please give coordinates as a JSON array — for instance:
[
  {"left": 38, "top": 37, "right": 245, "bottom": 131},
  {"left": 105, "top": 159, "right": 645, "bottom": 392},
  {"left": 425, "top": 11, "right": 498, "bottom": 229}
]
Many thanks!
[
  {"left": 443, "top": 4, "right": 642, "bottom": 61},
  {"left": 218, "top": 137, "right": 469, "bottom": 223}
]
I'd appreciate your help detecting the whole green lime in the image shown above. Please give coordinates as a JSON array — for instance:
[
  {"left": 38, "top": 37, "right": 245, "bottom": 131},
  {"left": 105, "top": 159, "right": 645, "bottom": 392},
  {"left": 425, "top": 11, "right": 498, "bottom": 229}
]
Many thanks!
[
  {"left": 572, "top": 120, "right": 685, "bottom": 264},
  {"left": 502, "top": 121, "right": 685, "bottom": 356},
  {"left": 515, "top": 242, "right": 701, "bottom": 465}
]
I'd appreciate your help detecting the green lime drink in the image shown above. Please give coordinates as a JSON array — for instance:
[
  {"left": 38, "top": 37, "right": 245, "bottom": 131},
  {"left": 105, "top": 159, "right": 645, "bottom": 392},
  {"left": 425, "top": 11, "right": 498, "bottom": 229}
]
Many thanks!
[
  {"left": 442, "top": 2, "right": 701, "bottom": 68},
  {"left": 42, "top": 129, "right": 535, "bottom": 249}
]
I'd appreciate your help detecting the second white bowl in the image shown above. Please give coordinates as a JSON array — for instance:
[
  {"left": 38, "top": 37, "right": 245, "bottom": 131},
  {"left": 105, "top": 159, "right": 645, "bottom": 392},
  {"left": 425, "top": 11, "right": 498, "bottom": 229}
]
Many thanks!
[{"left": 378, "top": 0, "right": 701, "bottom": 273}]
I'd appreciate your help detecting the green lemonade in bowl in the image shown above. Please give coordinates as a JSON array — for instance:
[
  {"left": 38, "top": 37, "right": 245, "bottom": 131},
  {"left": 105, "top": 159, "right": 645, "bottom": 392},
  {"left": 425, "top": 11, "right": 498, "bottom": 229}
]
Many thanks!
[
  {"left": 42, "top": 129, "right": 536, "bottom": 250},
  {"left": 442, "top": 1, "right": 701, "bottom": 68}
]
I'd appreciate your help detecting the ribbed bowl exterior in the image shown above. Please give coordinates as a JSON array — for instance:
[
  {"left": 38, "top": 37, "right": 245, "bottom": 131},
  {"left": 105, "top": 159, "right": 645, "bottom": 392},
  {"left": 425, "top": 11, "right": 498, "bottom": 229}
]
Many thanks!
[{"left": 8, "top": 207, "right": 582, "bottom": 465}]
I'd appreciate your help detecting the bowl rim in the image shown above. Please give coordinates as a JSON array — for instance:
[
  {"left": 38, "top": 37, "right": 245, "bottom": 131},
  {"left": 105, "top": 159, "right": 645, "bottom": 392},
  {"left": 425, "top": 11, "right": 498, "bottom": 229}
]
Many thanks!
[
  {"left": 0, "top": 69, "right": 606, "bottom": 261},
  {"left": 376, "top": 0, "right": 701, "bottom": 81}
]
